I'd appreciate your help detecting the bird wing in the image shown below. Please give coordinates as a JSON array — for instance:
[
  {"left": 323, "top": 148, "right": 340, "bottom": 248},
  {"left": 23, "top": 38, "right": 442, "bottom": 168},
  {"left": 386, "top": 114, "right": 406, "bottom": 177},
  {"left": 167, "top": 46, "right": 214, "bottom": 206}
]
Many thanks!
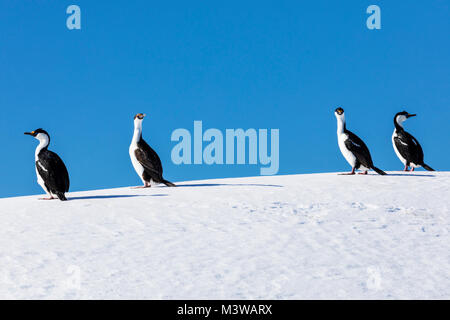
[
  {"left": 36, "top": 150, "right": 70, "bottom": 193},
  {"left": 394, "top": 130, "right": 424, "bottom": 164},
  {"left": 344, "top": 131, "right": 374, "bottom": 168},
  {"left": 134, "top": 139, "right": 163, "bottom": 177}
]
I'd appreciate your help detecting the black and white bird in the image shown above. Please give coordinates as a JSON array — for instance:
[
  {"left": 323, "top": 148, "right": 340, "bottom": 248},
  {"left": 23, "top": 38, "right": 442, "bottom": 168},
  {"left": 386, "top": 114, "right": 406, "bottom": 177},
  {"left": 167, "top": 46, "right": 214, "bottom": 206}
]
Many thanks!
[
  {"left": 334, "top": 108, "right": 386, "bottom": 175},
  {"left": 24, "top": 129, "right": 70, "bottom": 200},
  {"left": 392, "top": 111, "right": 434, "bottom": 172},
  {"left": 129, "top": 113, "right": 176, "bottom": 188}
]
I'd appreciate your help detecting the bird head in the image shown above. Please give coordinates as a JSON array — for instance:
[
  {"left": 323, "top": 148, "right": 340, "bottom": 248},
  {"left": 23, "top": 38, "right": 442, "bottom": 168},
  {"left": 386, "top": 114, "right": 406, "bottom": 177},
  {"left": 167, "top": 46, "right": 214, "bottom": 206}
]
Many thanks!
[
  {"left": 395, "top": 111, "right": 416, "bottom": 126},
  {"left": 134, "top": 113, "right": 146, "bottom": 120},
  {"left": 334, "top": 107, "right": 345, "bottom": 121},
  {"left": 24, "top": 128, "right": 50, "bottom": 145}
]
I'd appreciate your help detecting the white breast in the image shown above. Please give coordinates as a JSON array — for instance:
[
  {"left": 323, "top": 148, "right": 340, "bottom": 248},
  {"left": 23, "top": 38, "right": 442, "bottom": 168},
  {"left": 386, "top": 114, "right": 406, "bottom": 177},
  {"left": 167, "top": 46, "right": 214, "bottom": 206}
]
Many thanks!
[
  {"left": 338, "top": 132, "right": 356, "bottom": 167},
  {"left": 35, "top": 161, "right": 50, "bottom": 196},
  {"left": 392, "top": 130, "right": 407, "bottom": 166},
  {"left": 129, "top": 143, "right": 145, "bottom": 183}
]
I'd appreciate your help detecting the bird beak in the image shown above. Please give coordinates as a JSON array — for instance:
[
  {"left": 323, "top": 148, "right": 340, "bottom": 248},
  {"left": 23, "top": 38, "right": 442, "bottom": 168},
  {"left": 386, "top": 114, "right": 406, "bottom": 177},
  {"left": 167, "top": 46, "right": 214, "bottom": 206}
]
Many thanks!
[
  {"left": 24, "top": 132, "right": 33, "bottom": 136},
  {"left": 407, "top": 114, "right": 417, "bottom": 118}
]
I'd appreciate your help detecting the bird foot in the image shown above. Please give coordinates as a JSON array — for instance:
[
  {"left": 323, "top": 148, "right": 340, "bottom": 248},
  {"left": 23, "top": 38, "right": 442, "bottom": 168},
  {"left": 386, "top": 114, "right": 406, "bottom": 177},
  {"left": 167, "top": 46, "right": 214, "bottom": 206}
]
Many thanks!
[
  {"left": 38, "top": 197, "right": 56, "bottom": 200},
  {"left": 131, "top": 186, "right": 151, "bottom": 189},
  {"left": 339, "top": 172, "right": 356, "bottom": 175},
  {"left": 358, "top": 171, "right": 368, "bottom": 175}
]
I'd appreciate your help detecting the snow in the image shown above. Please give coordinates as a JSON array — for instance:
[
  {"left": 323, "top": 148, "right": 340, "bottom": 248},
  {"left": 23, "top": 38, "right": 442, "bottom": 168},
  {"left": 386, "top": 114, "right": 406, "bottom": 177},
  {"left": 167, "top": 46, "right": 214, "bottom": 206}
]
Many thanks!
[{"left": 0, "top": 172, "right": 449, "bottom": 299}]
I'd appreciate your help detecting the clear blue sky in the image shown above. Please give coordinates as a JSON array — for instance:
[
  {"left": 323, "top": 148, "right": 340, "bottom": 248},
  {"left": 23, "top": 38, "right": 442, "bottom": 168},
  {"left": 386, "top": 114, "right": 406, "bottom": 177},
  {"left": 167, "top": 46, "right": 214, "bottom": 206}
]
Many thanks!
[{"left": 0, "top": 0, "right": 448, "bottom": 198}]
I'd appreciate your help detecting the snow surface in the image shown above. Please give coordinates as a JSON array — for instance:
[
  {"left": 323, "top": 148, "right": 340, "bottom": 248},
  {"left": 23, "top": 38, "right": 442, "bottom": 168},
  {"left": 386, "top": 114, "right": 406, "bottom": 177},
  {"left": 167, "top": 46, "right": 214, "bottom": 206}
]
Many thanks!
[{"left": 0, "top": 172, "right": 449, "bottom": 299}]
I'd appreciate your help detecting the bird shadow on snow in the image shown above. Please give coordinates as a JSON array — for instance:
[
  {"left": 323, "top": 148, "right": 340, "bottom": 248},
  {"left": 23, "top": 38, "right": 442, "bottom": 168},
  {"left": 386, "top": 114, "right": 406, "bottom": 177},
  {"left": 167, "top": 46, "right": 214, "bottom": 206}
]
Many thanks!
[
  {"left": 175, "top": 183, "right": 283, "bottom": 188},
  {"left": 68, "top": 194, "right": 168, "bottom": 201},
  {"left": 385, "top": 173, "right": 435, "bottom": 177},
  {"left": 338, "top": 173, "right": 435, "bottom": 177}
]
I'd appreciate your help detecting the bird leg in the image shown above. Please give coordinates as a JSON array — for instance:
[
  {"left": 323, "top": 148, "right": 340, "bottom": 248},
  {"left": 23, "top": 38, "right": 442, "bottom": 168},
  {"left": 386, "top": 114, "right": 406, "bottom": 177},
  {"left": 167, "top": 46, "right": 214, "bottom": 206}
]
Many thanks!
[
  {"left": 131, "top": 181, "right": 151, "bottom": 189},
  {"left": 403, "top": 165, "right": 410, "bottom": 172},
  {"left": 411, "top": 167, "right": 415, "bottom": 172},
  {"left": 339, "top": 167, "right": 356, "bottom": 175}
]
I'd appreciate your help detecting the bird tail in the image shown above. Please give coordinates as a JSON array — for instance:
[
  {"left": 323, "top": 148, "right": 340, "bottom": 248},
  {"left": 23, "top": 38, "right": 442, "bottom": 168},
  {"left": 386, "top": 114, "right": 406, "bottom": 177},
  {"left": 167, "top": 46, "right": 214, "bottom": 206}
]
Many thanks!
[
  {"left": 56, "top": 192, "right": 67, "bottom": 201},
  {"left": 422, "top": 163, "right": 435, "bottom": 171},
  {"left": 162, "top": 179, "right": 177, "bottom": 187},
  {"left": 371, "top": 166, "right": 387, "bottom": 175}
]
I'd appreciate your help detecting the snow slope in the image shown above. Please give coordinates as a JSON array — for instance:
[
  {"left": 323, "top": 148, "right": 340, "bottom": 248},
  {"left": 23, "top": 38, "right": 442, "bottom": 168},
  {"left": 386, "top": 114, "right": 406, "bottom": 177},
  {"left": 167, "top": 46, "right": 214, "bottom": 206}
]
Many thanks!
[{"left": 0, "top": 172, "right": 449, "bottom": 299}]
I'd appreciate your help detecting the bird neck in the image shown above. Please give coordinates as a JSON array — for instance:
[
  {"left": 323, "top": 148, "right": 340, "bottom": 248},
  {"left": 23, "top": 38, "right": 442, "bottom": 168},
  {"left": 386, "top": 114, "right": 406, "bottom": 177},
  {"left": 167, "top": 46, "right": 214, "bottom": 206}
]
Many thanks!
[
  {"left": 132, "top": 121, "right": 143, "bottom": 144},
  {"left": 35, "top": 135, "right": 49, "bottom": 159},
  {"left": 337, "top": 116, "right": 346, "bottom": 134},
  {"left": 394, "top": 116, "right": 404, "bottom": 131}
]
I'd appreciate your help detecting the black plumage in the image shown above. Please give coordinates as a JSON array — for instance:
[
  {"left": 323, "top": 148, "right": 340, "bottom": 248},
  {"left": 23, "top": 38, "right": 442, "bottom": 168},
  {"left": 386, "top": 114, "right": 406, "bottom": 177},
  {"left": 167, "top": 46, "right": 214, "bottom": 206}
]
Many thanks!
[
  {"left": 36, "top": 149, "right": 70, "bottom": 200},
  {"left": 135, "top": 137, "right": 175, "bottom": 187},
  {"left": 344, "top": 129, "right": 386, "bottom": 175},
  {"left": 344, "top": 131, "right": 373, "bottom": 170},
  {"left": 335, "top": 107, "right": 386, "bottom": 175},
  {"left": 393, "top": 111, "right": 434, "bottom": 171},
  {"left": 25, "top": 128, "right": 70, "bottom": 201},
  {"left": 130, "top": 113, "right": 176, "bottom": 187}
]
